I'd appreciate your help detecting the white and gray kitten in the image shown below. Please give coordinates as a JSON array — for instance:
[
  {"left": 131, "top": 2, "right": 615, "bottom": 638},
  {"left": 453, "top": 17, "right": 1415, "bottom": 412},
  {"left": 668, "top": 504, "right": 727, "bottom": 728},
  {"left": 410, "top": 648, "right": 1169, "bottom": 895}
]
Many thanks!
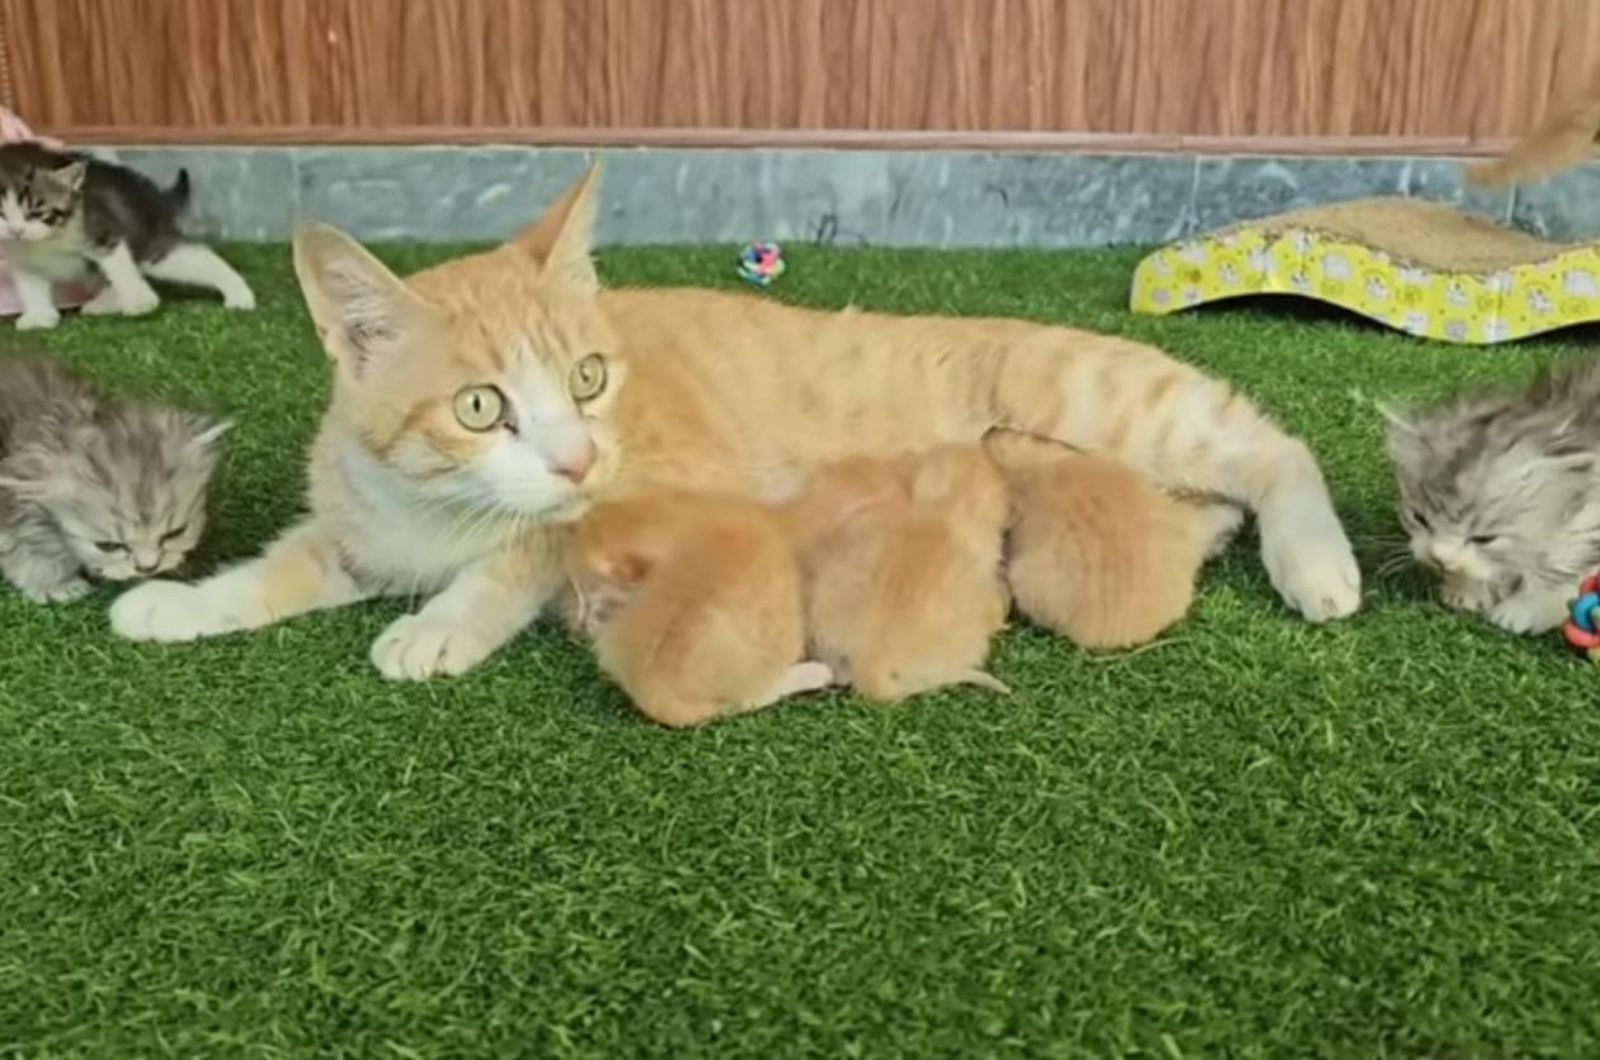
[
  {"left": 1386, "top": 360, "right": 1600, "bottom": 633},
  {"left": 0, "top": 356, "right": 226, "bottom": 603},
  {"left": 0, "top": 143, "right": 255, "bottom": 331}
]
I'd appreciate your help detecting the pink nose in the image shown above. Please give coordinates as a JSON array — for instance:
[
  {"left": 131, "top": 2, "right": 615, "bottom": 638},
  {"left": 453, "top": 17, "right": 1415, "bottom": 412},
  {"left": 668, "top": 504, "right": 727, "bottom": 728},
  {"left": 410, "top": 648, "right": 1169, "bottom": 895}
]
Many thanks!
[{"left": 553, "top": 439, "right": 596, "bottom": 484}]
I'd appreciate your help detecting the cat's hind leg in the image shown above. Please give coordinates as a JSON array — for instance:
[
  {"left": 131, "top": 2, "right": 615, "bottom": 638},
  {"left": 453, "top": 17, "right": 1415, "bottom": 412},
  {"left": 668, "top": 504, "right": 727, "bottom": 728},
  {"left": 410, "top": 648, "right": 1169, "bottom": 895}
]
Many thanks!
[
  {"left": 110, "top": 521, "right": 368, "bottom": 641},
  {"left": 141, "top": 243, "right": 256, "bottom": 310},
  {"left": 88, "top": 241, "right": 160, "bottom": 317}
]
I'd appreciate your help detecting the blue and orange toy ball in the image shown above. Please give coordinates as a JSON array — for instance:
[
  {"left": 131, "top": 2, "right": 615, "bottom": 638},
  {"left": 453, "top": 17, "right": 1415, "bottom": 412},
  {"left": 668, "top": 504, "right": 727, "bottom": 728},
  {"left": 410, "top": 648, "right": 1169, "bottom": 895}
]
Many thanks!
[
  {"left": 737, "top": 242, "right": 785, "bottom": 288},
  {"left": 1564, "top": 572, "right": 1600, "bottom": 659}
]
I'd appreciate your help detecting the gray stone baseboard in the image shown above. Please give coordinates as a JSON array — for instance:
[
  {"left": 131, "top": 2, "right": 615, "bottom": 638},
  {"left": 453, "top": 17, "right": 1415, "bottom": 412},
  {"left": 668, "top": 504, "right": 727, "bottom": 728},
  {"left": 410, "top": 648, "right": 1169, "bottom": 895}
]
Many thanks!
[{"left": 84, "top": 144, "right": 1600, "bottom": 248}]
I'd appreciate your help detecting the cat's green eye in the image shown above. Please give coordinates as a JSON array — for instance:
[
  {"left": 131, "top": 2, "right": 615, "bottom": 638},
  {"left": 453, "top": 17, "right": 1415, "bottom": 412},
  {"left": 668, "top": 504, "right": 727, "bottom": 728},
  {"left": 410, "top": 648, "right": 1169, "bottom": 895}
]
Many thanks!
[
  {"left": 453, "top": 385, "right": 504, "bottom": 432},
  {"left": 569, "top": 354, "right": 608, "bottom": 402},
  {"left": 94, "top": 540, "right": 126, "bottom": 554}
]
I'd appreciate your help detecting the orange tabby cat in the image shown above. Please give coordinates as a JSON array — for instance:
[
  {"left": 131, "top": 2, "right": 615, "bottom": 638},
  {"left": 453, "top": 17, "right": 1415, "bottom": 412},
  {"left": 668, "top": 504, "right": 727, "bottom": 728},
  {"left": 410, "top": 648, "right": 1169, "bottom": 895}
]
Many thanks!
[
  {"left": 783, "top": 445, "right": 1011, "bottom": 701},
  {"left": 112, "top": 164, "right": 1359, "bottom": 680},
  {"left": 568, "top": 492, "right": 830, "bottom": 727},
  {"left": 985, "top": 430, "right": 1242, "bottom": 649}
]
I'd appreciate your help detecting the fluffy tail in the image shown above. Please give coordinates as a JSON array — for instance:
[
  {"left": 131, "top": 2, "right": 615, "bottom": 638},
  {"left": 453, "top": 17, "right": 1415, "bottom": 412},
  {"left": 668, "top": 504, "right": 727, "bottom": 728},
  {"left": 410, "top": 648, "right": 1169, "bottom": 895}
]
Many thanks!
[
  {"left": 1468, "top": 75, "right": 1600, "bottom": 187},
  {"left": 165, "top": 168, "right": 192, "bottom": 213}
]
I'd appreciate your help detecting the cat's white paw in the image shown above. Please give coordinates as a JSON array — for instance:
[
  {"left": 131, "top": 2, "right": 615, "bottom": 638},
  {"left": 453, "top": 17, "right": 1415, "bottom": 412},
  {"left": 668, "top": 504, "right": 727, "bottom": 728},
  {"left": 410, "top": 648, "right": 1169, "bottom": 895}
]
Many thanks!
[
  {"left": 1259, "top": 496, "right": 1362, "bottom": 622},
  {"left": 110, "top": 580, "right": 218, "bottom": 642},
  {"left": 79, "top": 288, "right": 121, "bottom": 316},
  {"left": 24, "top": 576, "right": 92, "bottom": 604},
  {"left": 120, "top": 289, "right": 160, "bottom": 317},
  {"left": 370, "top": 613, "right": 498, "bottom": 681},
  {"left": 223, "top": 286, "right": 256, "bottom": 311},
  {"left": 16, "top": 309, "right": 59, "bottom": 331},
  {"left": 1487, "top": 591, "right": 1567, "bottom": 635}
]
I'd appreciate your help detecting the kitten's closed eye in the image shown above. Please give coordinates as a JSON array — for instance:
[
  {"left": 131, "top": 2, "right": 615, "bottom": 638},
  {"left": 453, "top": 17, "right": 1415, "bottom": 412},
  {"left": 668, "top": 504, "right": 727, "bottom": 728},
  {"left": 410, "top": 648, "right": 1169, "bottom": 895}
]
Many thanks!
[
  {"left": 1410, "top": 509, "right": 1431, "bottom": 530},
  {"left": 94, "top": 540, "right": 126, "bottom": 554},
  {"left": 1469, "top": 534, "right": 1499, "bottom": 545},
  {"left": 160, "top": 524, "right": 188, "bottom": 543}
]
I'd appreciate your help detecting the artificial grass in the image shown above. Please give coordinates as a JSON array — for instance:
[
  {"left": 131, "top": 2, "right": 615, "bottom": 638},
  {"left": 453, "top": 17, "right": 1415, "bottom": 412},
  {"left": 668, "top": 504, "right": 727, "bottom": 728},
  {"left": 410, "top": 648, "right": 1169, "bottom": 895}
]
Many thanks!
[{"left": 3, "top": 242, "right": 1599, "bottom": 1059}]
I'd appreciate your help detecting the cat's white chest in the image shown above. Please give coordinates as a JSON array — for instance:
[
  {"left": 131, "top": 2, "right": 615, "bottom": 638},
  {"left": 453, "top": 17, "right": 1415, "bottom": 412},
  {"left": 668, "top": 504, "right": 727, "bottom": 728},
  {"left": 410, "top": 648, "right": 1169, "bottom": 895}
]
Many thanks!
[
  {"left": 6, "top": 220, "right": 91, "bottom": 282},
  {"left": 334, "top": 449, "right": 516, "bottom": 590}
]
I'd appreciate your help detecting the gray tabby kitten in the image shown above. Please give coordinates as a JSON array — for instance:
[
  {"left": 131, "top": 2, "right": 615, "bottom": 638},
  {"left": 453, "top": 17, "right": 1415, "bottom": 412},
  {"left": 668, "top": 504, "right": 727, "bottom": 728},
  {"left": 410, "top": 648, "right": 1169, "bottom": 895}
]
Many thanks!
[
  {"left": 1386, "top": 360, "right": 1600, "bottom": 633},
  {"left": 0, "top": 356, "right": 226, "bottom": 602},
  {"left": 0, "top": 143, "right": 255, "bottom": 331}
]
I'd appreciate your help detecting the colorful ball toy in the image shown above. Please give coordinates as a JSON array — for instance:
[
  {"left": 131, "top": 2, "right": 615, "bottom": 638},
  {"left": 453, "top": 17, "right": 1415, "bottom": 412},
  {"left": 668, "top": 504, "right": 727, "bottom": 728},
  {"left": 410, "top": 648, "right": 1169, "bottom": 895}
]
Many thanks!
[
  {"left": 737, "top": 242, "right": 785, "bottom": 288},
  {"left": 1564, "top": 571, "right": 1600, "bottom": 659}
]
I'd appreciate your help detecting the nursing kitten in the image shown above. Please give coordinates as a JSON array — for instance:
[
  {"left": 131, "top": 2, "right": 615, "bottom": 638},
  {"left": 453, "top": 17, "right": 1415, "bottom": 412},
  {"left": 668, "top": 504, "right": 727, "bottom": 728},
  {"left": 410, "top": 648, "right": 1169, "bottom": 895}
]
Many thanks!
[
  {"left": 1386, "top": 360, "right": 1600, "bottom": 633},
  {"left": 568, "top": 492, "right": 831, "bottom": 728},
  {"left": 0, "top": 357, "right": 226, "bottom": 602},
  {"left": 0, "top": 143, "right": 255, "bottom": 330},
  {"left": 785, "top": 445, "right": 1012, "bottom": 702},
  {"left": 985, "top": 430, "right": 1242, "bottom": 650}
]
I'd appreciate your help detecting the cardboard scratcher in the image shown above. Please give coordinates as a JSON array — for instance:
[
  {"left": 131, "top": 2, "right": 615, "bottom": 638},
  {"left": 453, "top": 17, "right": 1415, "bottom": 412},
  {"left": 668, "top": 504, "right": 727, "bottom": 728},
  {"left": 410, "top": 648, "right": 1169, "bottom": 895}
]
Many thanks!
[{"left": 1130, "top": 196, "right": 1600, "bottom": 345}]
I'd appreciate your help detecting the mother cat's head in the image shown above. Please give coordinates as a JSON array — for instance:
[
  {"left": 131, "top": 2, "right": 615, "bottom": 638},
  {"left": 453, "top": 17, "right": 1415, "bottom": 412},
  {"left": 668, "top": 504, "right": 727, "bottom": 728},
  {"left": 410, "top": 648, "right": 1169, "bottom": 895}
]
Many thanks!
[{"left": 293, "top": 164, "right": 621, "bottom": 522}]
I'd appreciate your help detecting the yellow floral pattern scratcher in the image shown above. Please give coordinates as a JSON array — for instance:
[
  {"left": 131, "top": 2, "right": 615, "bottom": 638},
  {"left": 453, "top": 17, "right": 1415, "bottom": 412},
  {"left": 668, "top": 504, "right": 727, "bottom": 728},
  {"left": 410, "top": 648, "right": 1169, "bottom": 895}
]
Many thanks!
[{"left": 1130, "top": 197, "right": 1600, "bottom": 345}]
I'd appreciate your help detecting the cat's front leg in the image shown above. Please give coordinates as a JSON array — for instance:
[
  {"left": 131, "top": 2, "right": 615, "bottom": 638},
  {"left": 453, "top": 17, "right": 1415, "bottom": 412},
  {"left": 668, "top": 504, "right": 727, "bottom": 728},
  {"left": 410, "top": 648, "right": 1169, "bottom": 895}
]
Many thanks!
[
  {"left": 1, "top": 543, "right": 90, "bottom": 603},
  {"left": 110, "top": 520, "right": 368, "bottom": 641},
  {"left": 88, "top": 241, "right": 160, "bottom": 318},
  {"left": 11, "top": 267, "right": 59, "bottom": 330},
  {"left": 1486, "top": 582, "right": 1571, "bottom": 635},
  {"left": 370, "top": 534, "right": 563, "bottom": 681}
]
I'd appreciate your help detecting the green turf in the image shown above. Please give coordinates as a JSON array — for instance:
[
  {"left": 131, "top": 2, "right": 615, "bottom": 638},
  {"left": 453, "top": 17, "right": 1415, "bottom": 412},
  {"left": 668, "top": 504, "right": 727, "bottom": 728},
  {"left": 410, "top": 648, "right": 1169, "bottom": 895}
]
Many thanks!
[{"left": 3, "top": 243, "right": 1600, "bottom": 1058}]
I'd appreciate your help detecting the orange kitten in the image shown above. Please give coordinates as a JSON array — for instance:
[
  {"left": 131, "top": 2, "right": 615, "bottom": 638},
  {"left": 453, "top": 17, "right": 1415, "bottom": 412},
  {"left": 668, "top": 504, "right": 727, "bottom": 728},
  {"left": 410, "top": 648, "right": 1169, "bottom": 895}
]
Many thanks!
[
  {"left": 985, "top": 430, "right": 1242, "bottom": 650},
  {"left": 785, "top": 445, "right": 1011, "bottom": 702},
  {"left": 568, "top": 492, "right": 830, "bottom": 728}
]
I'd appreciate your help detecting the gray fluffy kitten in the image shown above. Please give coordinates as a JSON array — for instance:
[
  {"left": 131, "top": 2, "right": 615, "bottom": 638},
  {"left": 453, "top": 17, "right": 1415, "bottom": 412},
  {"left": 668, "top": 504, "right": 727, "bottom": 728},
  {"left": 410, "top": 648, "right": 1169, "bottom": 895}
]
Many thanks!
[
  {"left": 0, "top": 356, "right": 226, "bottom": 603},
  {"left": 1386, "top": 360, "right": 1600, "bottom": 633}
]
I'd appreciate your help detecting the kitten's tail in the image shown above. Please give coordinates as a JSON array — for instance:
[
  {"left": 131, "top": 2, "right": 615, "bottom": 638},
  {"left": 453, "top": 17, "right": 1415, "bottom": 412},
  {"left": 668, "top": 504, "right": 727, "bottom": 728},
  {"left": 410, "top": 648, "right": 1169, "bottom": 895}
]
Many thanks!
[
  {"left": 165, "top": 169, "right": 192, "bottom": 213},
  {"left": 1468, "top": 74, "right": 1600, "bottom": 187},
  {"left": 956, "top": 669, "right": 1012, "bottom": 696}
]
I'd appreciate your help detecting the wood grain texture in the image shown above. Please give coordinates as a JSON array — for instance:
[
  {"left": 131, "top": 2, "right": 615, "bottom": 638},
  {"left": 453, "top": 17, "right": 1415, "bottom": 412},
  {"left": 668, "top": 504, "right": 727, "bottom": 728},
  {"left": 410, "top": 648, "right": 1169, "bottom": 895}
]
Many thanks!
[{"left": 4, "top": 0, "right": 1596, "bottom": 143}]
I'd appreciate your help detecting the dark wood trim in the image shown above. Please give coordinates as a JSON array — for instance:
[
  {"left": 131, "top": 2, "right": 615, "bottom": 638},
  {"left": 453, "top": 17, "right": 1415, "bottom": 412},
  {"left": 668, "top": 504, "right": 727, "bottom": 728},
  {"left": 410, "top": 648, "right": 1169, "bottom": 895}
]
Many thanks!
[{"left": 52, "top": 125, "right": 1517, "bottom": 157}]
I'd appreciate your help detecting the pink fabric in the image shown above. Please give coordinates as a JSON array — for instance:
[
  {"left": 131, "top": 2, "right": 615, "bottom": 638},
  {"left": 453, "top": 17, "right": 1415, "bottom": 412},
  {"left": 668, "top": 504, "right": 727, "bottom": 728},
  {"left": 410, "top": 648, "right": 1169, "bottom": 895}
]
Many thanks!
[{"left": 0, "top": 108, "right": 99, "bottom": 315}]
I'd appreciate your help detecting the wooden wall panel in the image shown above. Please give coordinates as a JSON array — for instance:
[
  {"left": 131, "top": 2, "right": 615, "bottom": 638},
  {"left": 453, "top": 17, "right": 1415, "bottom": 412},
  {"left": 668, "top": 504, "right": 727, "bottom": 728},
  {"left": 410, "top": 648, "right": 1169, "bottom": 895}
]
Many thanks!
[{"left": 1, "top": 0, "right": 1595, "bottom": 147}]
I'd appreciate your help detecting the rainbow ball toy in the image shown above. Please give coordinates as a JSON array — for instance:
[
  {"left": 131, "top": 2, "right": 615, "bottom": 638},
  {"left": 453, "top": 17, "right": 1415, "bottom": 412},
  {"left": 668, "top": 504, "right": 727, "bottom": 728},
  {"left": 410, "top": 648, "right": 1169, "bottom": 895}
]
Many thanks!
[
  {"left": 737, "top": 242, "right": 785, "bottom": 288},
  {"left": 1564, "top": 571, "right": 1600, "bottom": 659}
]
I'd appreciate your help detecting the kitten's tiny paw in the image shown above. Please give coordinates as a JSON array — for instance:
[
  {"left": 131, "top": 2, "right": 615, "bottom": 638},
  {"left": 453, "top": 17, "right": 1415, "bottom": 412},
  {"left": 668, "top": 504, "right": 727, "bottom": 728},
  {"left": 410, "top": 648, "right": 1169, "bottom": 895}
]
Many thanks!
[
  {"left": 120, "top": 290, "right": 160, "bottom": 317},
  {"left": 1487, "top": 593, "right": 1567, "bottom": 635},
  {"left": 223, "top": 287, "right": 256, "bottom": 311},
  {"left": 110, "top": 580, "right": 214, "bottom": 642},
  {"left": 79, "top": 288, "right": 121, "bottom": 315},
  {"left": 16, "top": 310, "right": 59, "bottom": 331},
  {"left": 24, "top": 577, "right": 92, "bottom": 604},
  {"left": 370, "top": 614, "right": 497, "bottom": 681}
]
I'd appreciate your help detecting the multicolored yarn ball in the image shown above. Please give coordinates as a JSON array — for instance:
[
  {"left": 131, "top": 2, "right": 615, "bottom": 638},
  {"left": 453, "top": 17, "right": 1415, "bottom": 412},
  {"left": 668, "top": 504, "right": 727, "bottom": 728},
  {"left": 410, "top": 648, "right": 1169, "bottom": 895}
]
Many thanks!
[
  {"left": 1563, "top": 571, "right": 1600, "bottom": 659},
  {"left": 737, "top": 242, "right": 785, "bottom": 288}
]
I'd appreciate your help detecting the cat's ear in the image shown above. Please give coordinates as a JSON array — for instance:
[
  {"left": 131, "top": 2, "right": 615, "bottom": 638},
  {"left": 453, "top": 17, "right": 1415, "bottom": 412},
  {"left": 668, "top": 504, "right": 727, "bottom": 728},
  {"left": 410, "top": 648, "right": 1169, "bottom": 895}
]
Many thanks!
[
  {"left": 46, "top": 161, "right": 86, "bottom": 193},
  {"left": 513, "top": 163, "right": 601, "bottom": 294},
  {"left": 293, "top": 222, "right": 439, "bottom": 379}
]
